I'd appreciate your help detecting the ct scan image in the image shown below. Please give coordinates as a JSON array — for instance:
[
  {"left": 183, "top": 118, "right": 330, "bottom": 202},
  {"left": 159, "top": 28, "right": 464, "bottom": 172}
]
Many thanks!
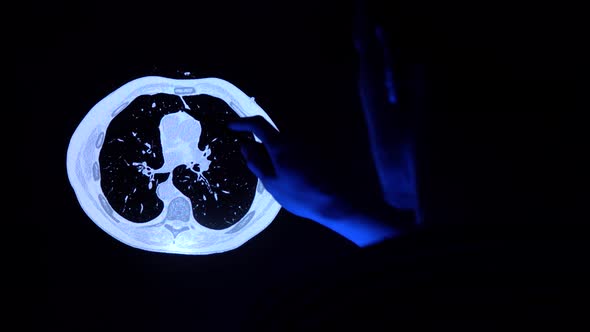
[{"left": 67, "top": 76, "right": 281, "bottom": 254}]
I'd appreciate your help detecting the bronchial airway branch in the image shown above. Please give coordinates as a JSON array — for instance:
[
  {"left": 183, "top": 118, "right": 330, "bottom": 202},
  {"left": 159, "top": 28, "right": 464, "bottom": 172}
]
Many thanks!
[
  {"left": 131, "top": 161, "right": 157, "bottom": 189},
  {"left": 190, "top": 167, "right": 213, "bottom": 194}
]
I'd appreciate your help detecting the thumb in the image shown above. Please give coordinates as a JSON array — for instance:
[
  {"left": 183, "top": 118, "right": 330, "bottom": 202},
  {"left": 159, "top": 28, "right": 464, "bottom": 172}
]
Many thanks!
[{"left": 240, "top": 140, "right": 276, "bottom": 180}]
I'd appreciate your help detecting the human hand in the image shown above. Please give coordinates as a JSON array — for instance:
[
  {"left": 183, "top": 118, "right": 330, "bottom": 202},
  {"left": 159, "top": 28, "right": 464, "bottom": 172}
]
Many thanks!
[
  {"left": 227, "top": 115, "right": 349, "bottom": 224},
  {"left": 228, "top": 115, "right": 416, "bottom": 247}
]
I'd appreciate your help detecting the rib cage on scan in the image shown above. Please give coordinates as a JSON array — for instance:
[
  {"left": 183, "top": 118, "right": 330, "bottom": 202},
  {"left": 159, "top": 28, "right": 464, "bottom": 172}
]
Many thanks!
[{"left": 66, "top": 76, "right": 282, "bottom": 255}]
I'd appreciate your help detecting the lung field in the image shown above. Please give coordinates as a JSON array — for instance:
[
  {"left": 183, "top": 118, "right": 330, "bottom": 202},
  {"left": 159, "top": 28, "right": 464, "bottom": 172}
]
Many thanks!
[
  {"left": 177, "top": 94, "right": 257, "bottom": 229},
  {"left": 98, "top": 93, "right": 184, "bottom": 222},
  {"left": 99, "top": 93, "right": 257, "bottom": 229}
]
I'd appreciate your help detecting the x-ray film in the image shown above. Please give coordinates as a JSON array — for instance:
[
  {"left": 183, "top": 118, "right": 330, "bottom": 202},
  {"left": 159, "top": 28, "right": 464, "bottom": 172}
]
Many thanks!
[{"left": 66, "top": 76, "right": 281, "bottom": 254}]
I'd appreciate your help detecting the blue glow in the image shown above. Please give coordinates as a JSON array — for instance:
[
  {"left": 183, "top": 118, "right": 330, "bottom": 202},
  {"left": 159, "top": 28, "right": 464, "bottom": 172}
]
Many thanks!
[{"left": 376, "top": 26, "right": 397, "bottom": 104}]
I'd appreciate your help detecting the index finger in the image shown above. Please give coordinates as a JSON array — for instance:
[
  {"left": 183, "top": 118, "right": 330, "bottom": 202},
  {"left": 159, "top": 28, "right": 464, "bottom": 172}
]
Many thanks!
[{"left": 227, "top": 115, "right": 280, "bottom": 146}]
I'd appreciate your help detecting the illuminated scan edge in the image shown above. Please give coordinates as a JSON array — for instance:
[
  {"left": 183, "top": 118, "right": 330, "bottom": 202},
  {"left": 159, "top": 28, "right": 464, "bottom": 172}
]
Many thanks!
[{"left": 66, "top": 76, "right": 281, "bottom": 255}]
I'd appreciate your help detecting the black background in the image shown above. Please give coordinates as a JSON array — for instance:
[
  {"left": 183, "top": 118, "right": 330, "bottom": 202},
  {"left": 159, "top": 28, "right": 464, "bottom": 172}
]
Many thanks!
[{"left": 21, "top": 0, "right": 584, "bottom": 330}]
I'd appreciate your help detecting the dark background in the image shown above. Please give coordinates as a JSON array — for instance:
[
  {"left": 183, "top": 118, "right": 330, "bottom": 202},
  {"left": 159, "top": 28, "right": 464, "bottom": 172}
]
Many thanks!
[{"left": 21, "top": 0, "right": 584, "bottom": 330}]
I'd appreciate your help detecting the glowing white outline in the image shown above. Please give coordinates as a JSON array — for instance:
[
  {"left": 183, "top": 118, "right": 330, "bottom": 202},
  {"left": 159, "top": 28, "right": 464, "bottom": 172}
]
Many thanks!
[{"left": 66, "top": 76, "right": 281, "bottom": 255}]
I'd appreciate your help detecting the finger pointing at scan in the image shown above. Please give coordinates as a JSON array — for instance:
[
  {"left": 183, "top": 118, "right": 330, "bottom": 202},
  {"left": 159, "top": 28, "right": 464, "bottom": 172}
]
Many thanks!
[
  {"left": 228, "top": 115, "right": 279, "bottom": 181},
  {"left": 227, "top": 115, "right": 280, "bottom": 146},
  {"left": 239, "top": 140, "right": 276, "bottom": 180}
]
